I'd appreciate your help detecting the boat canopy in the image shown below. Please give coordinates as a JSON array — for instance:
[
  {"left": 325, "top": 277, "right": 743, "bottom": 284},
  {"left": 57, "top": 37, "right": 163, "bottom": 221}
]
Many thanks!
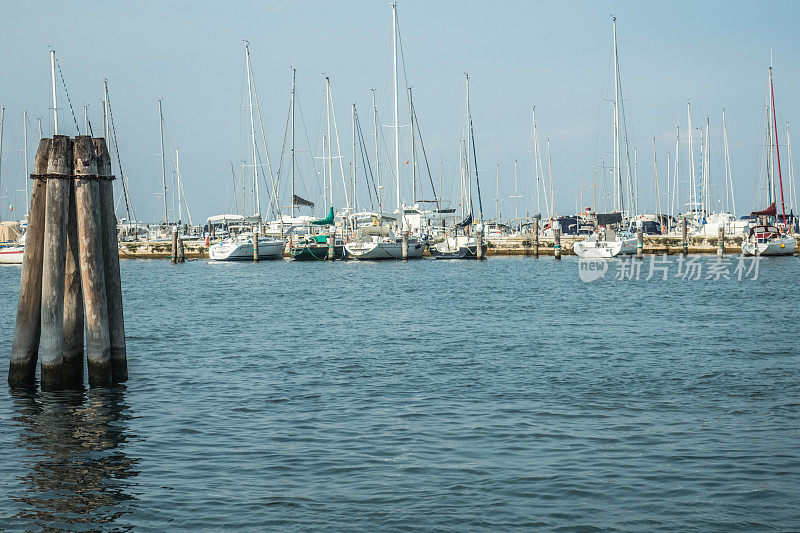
[
  {"left": 596, "top": 212, "right": 623, "bottom": 225},
  {"left": 357, "top": 226, "right": 391, "bottom": 237},
  {"left": 455, "top": 213, "right": 473, "bottom": 228},
  {"left": 207, "top": 214, "right": 245, "bottom": 224},
  {"left": 311, "top": 207, "right": 335, "bottom": 226},
  {"left": 751, "top": 202, "right": 776, "bottom": 217}
]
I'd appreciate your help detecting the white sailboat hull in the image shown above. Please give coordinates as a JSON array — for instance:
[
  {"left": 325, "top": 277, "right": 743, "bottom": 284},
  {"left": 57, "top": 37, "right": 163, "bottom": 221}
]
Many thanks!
[
  {"left": 0, "top": 245, "right": 24, "bottom": 264},
  {"left": 209, "top": 238, "right": 285, "bottom": 261},
  {"left": 345, "top": 239, "right": 423, "bottom": 260},
  {"left": 741, "top": 237, "right": 795, "bottom": 256},
  {"left": 573, "top": 238, "right": 637, "bottom": 258}
]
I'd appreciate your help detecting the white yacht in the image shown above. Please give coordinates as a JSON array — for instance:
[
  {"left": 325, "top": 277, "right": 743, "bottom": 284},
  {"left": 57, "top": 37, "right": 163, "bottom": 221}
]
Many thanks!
[
  {"left": 741, "top": 224, "right": 795, "bottom": 256},
  {"left": 574, "top": 228, "right": 637, "bottom": 258},
  {"left": 345, "top": 226, "right": 423, "bottom": 260},
  {"left": 208, "top": 232, "right": 284, "bottom": 261},
  {"left": 430, "top": 234, "right": 485, "bottom": 259}
]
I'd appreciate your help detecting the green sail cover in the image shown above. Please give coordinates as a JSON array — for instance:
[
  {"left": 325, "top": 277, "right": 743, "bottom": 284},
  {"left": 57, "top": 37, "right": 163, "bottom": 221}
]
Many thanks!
[{"left": 311, "top": 207, "right": 335, "bottom": 226}]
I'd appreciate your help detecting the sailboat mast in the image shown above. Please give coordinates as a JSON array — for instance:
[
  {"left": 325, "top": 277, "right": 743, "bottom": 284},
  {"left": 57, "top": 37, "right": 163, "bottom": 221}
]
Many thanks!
[
  {"left": 23, "top": 110, "right": 29, "bottom": 214},
  {"left": 612, "top": 17, "right": 622, "bottom": 214},
  {"left": 531, "top": 107, "right": 540, "bottom": 216},
  {"left": 688, "top": 103, "right": 695, "bottom": 216},
  {"left": 352, "top": 103, "right": 357, "bottom": 214},
  {"left": 722, "top": 108, "right": 734, "bottom": 214},
  {"left": 291, "top": 67, "right": 296, "bottom": 218},
  {"left": 392, "top": 2, "right": 401, "bottom": 214},
  {"left": 176, "top": 148, "right": 183, "bottom": 225},
  {"left": 50, "top": 50, "right": 58, "bottom": 135},
  {"left": 0, "top": 107, "right": 4, "bottom": 216},
  {"left": 769, "top": 66, "right": 787, "bottom": 223},
  {"left": 245, "top": 43, "right": 260, "bottom": 218},
  {"left": 788, "top": 119, "right": 798, "bottom": 221},
  {"left": 158, "top": 99, "right": 168, "bottom": 224},
  {"left": 325, "top": 76, "right": 333, "bottom": 210},
  {"left": 495, "top": 164, "right": 500, "bottom": 222},
  {"left": 409, "top": 87, "right": 416, "bottom": 205},
  {"left": 547, "top": 138, "right": 555, "bottom": 221},
  {"left": 653, "top": 137, "right": 663, "bottom": 232},
  {"left": 371, "top": 89, "right": 381, "bottom": 210}
]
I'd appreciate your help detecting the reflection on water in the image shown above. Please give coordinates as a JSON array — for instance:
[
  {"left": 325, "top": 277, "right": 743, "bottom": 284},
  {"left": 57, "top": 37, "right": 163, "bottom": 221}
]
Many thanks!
[{"left": 9, "top": 387, "right": 139, "bottom": 531}]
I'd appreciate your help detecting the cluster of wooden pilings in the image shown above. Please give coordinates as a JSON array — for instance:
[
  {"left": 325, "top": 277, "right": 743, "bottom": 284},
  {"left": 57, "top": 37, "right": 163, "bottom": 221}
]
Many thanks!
[{"left": 8, "top": 135, "right": 127, "bottom": 390}]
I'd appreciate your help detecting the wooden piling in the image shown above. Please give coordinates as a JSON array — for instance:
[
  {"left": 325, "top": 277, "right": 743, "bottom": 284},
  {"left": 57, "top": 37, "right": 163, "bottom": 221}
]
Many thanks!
[
  {"left": 636, "top": 227, "right": 644, "bottom": 258},
  {"left": 681, "top": 216, "right": 688, "bottom": 255},
  {"left": 252, "top": 232, "right": 259, "bottom": 262},
  {"left": 73, "top": 136, "right": 112, "bottom": 387},
  {"left": 177, "top": 235, "right": 185, "bottom": 263},
  {"left": 9, "top": 139, "right": 51, "bottom": 388},
  {"left": 476, "top": 227, "right": 484, "bottom": 260},
  {"left": 39, "top": 135, "right": 72, "bottom": 391},
  {"left": 401, "top": 231, "right": 408, "bottom": 260},
  {"left": 327, "top": 234, "right": 335, "bottom": 261},
  {"left": 172, "top": 228, "right": 178, "bottom": 263},
  {"left": 533, "top": 218, "right": 539, "bottom": 258},
  {"left": 554, "top": 225, "right": 561, "bottom": 260},
  {"left": 62, "top": 179, "right": 84, "bottom": 388},
  {"left": 95, "top": 138, "right": 127, "bottom": 382},
  {"left": 717, "top": 226, "right": 724, "bottom": 258}
]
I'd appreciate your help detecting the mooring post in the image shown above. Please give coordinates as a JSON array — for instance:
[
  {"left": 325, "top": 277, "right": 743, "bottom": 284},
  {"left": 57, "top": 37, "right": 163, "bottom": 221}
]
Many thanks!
[
  {"left": 636, "top": 226, "right": 644, "bottom": 259},
  {"left": 39, "top": 136, "right": 72, "bottom": 391},
  {"left": 177, "top": 235, "right": 185, "bottom": 263},
  {"left": 717, "top": 225, "right": 724, "bottom": 258},
  {"left": 533, "top": 217, "right": 539, "bottom": 258},
  {"left": 252, "top": 231, "right": 259, "bottom": 262},
  {"left": 172, "top": 227, "right": 178, "bottom": 263},
  {"left": 681, "top": 216, "right": 688, "bottom": 255},
  {"left": 9, "top": 139, "right": 51, "bottom": 387},
  {"left": 327, "top": 233, "right": 335, "bottom": 261},
  {"left": 476, "top": 226, "right": 484, "bottom": 259},
  {"left": 401, "top": 230, "right": 409, "bottom": 260},
  {"left": 74, "top": 136, "right": 112, "bottom": 387},
  {"left": 94, "top": 138, "right": 127, "bottom": 382},
  {"left": 554, "top": 224, "right": 561, "bottom": 260},
  {"left": 62, "top": 178, "right": 84, "bottom": 388}
]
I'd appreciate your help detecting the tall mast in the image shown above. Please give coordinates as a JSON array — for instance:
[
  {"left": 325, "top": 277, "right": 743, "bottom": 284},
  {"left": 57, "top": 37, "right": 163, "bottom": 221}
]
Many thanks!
[
  {"left": 392, "top": 2, "right": 400, "bottom": 212},
  {"left": 788, "top": 119, "right": 797, "bottom": 219},
  {"left": 495, "top": 164, "right": 500, "bottom": 222},
  {"left": 50, "top": 50, "right": 58, "bottom": 135},
  {"left": 612, "top": 17, "right": 622, "bottom": 213},
  {"left": 514, "top": 160, "right": 520, "bottom": 224},
  {"left": 352, "top": 103, "right": 357, "bottom": 214},
  {"left": 158, "top": 99, "right": 168, "bottom": 224},
  {"left": 688, "top": 103, "right": 695, "bottom": 215},
  {"left": 0, "top": 107, "right": 4, "bottom": 217},
  {"left": 723, "top": 108, "right": 735, "bottom": 214},
  {"left": 103, "top": 79, "right": 110, "bottom": 139},
  {"left": 674, "top": 124, "right": 680, "bottom": 220},
  {"left": 245, "top": 43, "right": 260, "bottom": 218},
  {"left": 408, "top": 87, "right": 416, "bottom": 205},
  {"left": 653, "top": 137, "right": 662, "bottom": 232},
  {"left": 23, "top": 110, "right": 29, "bottom": 214},
  {"left": 547, "top": 138, "right": 555, "bottom": 220},
  {"left": 83, "top": 104, "right": 88, "bottom": 134},
  {"left": 371, "top": 89, "right": 381, "bottom": 210},
  {"left": 290, "top": 67, "right": 296, "bottom": 218},
  {"left": 769, "top": 66, "right": 787, "bottom": 224},
  {"left": 325, "top": 76, "right": 332, "bottom": 210},
  {"left": 176, "top": 148, "right": 183, "bottom": 225}
]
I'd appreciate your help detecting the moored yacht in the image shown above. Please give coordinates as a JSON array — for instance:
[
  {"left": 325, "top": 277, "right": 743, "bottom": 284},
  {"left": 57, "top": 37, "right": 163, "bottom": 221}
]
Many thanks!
[{"left": 208, "top": 232, "right": 284, "bottom": 261}]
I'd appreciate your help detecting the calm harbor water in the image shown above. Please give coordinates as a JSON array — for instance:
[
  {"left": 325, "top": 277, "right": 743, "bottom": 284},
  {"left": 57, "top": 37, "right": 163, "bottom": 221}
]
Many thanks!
[{"left": 0, "top": 256, "right": 798, "bottom": 531}]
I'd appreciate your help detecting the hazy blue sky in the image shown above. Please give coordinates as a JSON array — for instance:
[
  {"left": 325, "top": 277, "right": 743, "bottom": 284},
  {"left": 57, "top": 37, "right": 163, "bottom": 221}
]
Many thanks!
[{"left": 1, "top": 1, "right": 799, "bottom": 223}]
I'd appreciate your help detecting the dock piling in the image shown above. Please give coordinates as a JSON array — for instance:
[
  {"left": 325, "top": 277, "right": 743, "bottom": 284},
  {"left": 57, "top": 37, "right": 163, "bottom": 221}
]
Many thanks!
[
  {"left": 533, "top": 218, "right": 539, "bottom": 258},
  {"left": 717, "top": 226, "right": 724, "bottom": 258},
  {"left": 681, "top": 216, "right": 688, "bottom": 255},
  {"left": 252, "top": 231, "right": 259, "bottom": 262},
  {"left": 636, "top": 227, "right": 644, "bottom": 258},
  {"left": 8, "top": 139, "right": 51, "bottom": 388},
  {"left": 476, "top": 227, "right": 484, "bottom": 260},
  {"left": 62, "top": 178, "right": 84, "bottom": 388},
  {"left": 172, "top": 228, "right": 178, "bottom": 263},
  {"left": 554, "top": 225, "right": 561, "bottom": 260},
  {"left": 401, "top": 231, "right": 408, "bottom": 260}
]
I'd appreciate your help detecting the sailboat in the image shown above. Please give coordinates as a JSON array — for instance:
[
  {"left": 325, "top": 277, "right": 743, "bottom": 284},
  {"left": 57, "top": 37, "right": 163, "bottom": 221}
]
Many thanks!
[
  {"left": 742, "top": 66, "right": 795, "bottom": 256},
  {"left": 345, "top": 3, "right": 423, "bottom": 260},
  {"left": 209, "top": 43, "right": 284, "bottom": 261},
  {"left": 574, "top": 16, "right": 636, "bottom": 259},
  {"left": 430, "top": 74, "right": 487, "bottom": 259}
]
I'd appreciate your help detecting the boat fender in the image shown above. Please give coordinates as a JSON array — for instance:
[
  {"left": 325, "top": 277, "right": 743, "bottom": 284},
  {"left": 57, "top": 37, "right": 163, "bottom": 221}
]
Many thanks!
[{"left": 205, "top": 235, "right": 210, "bottom": 247}]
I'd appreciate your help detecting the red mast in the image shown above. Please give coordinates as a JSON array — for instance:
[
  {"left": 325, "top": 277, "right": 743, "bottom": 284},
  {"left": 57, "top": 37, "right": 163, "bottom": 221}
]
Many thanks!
[{"left": 769, "top": 66, "right": 787, "bottom": 224}]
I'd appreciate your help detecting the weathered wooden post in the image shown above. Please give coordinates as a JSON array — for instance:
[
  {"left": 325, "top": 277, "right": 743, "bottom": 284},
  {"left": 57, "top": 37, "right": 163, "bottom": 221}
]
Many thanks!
[
  {"left": 74, "top": 136, "right": 112, "bottom": 387},
  {"left": 171, "top": 228, "right": 178, "bottom": 263},
  {"left": 636, "top": 226, "right": 644, "bottom": 258},
  {"left": 717, "top": 225, "right": 724, "bottom": 258},
  {"left": 327, "top": 233, "right": 335, "bottom": 261},
  {"left": 95, "top": 138, "right": 127, "bottom": 382},
  {"left": 177, "top": 236, "right": 185, "bottom": 263},
  {"left": 39, "top": 136, "right": 73, "bottom": 390},
  {"left": 62, "top": 177, "right": 84, "bottom": 388},
  {"left": 681, "top": 216, "right": 688, "bottom": 255},
  {"left": 252, "top": 231, "right": 259, "bottom": 262},
  {"left": 8, "top": 139, "right": 50, "bottom": 387},
  {"left": 476, "top": 225, "right": 484, "bottom": 259},
  {"left": 533, "top": 217, "right": 539, "bottom": 258},
  {"left": 553, "top": 224, "right": 561, "bottom": 260},
  {"left": 401, "top": 230, "right": 409, "bottom": 260}
]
